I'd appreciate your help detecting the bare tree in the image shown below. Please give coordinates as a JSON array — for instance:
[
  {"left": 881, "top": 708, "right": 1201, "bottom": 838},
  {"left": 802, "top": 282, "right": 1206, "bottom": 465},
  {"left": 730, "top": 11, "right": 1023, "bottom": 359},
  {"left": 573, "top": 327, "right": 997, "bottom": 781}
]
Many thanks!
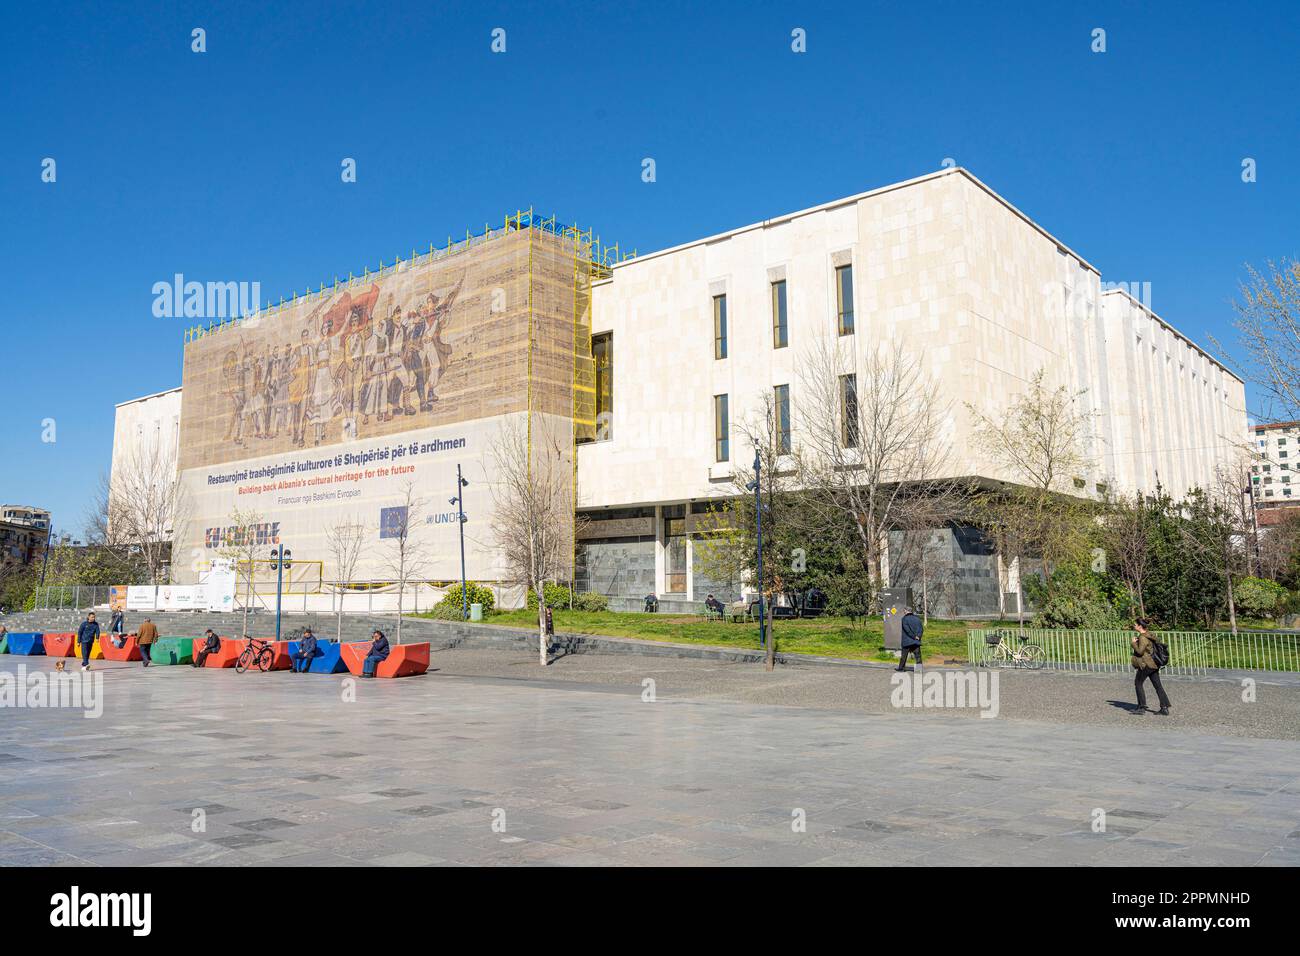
[
  {"left": 1099, "top": 491, "right": 1156, "bottom": 619},
  {"left": 968, "top": 368, "right": 1096, "bottom": 615},
  {"left": 325, "top": 518, "right": 367, "bottom": 644},
  {"left": 798, "top": 337, "right": 966, "bottom": 604},
  {"left": 220, "top": 508, "right": 269, "bottom": 638},
  {"left": 382, "top": 483, "right": 428, "bottom": 645},
  {"left": 1179, "top": 466, "right": 1254, "bottom": 636},
  {"left": 1232, "top": 259, "right": 1300, "bottom": 420},
  {"left": 107, "top": 438, "right": 191, "bottom": 584},
  {"left": 491, "top": 416, "right": 579, "bottom": 666}
]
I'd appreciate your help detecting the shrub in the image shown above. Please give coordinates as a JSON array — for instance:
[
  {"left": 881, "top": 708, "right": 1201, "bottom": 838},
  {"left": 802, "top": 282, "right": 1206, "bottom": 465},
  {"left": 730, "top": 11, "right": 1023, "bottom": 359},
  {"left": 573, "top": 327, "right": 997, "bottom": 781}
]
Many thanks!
[
  {"left": 435, "top": 582, "right": 496, "bottom": 617},
  {"left": 573, "top": 590, "right": 609, "bottom": 612},
  {"left": 1235, "top": 576, "right": 1287, "bottom": 618},
  {"left": 526, "top": 581, "right": 573, "bottom": 611},
  {"left": 1025, "top": 564, "right": 1128, "bottom": 629}
]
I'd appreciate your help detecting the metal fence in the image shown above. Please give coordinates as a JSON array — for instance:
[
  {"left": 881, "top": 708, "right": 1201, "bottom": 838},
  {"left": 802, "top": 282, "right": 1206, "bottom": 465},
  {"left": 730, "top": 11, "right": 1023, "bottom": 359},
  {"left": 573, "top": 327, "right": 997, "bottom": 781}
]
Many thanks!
[
  {"left": 968, "top": 627, "right": 1300, "bottom": 676},
  {"left": 31, "top": 585, "right": 115, "bottom": 611}
]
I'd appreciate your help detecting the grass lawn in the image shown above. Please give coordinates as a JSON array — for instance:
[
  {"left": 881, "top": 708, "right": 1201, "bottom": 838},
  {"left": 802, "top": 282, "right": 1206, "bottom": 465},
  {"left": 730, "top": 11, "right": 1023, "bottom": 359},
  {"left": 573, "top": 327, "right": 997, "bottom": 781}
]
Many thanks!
[{"left": 416, "top": 607, "right": 983, "bottom": 664}]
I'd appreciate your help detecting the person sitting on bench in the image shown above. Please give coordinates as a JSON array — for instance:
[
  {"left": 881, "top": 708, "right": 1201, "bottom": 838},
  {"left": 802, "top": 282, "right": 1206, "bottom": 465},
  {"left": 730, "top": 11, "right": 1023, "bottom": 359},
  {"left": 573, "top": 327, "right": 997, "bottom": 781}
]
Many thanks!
[
  {"left": 361, "top": 629, "right": 390, "bottom": 678},
  {"left": 644, "top": 594, "right": 659, "bottom": 613},
  {"left": 292, "top": 628, "right": 319, "bottom": 673},
  {"left": 193, "top": 629, "right": 221, "bottom": 668},
  {"left": 704, "top": 594, "right": 725, "bottom": 619}
]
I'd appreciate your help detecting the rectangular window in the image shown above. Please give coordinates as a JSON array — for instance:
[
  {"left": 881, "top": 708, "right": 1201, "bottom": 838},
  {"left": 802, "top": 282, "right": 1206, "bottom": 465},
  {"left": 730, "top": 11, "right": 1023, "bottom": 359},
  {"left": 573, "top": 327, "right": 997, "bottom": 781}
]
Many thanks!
[
  {"left": 713, "top": 294, "right": 728, "bottom": 360},
  {"left": 714, "top": 394, "right": 729, "bottom": 462},
  {"left": 840, "top": 373, "right": 859, "bottom": 447},
  {"left": 835, "top": 264, "right": 854, "bottom": 335},
  {"left": 771, "top": 280, "right": 788, "bottom": 349},
  {"left": 592, "top": 332, "right": 613, "bottom": 440},
  {"left": 774, "top": 384, "right": 791, "bottom": 454}
]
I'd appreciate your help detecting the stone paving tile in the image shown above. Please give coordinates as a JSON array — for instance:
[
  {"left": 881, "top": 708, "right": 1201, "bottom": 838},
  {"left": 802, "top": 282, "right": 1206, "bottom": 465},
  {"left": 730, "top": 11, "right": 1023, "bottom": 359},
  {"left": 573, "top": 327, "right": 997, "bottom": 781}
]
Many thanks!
[{"left": 2, "top": 654, "right": 1298, "bottom": 867}]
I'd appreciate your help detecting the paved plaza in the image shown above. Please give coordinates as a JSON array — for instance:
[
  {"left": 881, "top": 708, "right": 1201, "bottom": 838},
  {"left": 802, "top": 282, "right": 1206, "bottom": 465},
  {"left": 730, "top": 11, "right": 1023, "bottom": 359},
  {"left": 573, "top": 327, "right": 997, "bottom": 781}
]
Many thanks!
[{"left": 2, "top": 648, "right": 1299, "bottom": 866}]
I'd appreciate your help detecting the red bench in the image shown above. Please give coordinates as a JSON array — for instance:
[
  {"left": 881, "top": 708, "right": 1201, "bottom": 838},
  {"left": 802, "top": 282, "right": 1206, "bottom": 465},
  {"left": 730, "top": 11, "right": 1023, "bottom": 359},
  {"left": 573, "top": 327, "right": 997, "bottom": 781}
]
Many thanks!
[
  {"left": 189, "top": 637, "right": 241, "bottom": 668},
  {"left": 42, "top": 633, "right": 77, "bottom": 657},
  {"left": 340, "top": 641, "right": 430, "bottom": 678},
  {"left": 100, "top": 634, "right": 142, "bottom": 662}
]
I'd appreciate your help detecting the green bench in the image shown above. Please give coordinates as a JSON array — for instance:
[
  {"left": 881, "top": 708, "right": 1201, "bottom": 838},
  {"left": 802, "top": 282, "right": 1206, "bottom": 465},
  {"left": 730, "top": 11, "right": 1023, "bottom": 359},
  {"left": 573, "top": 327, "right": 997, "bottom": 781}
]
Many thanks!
[{"left": 151, "top": 636, "right": 196, "bottom": 666}]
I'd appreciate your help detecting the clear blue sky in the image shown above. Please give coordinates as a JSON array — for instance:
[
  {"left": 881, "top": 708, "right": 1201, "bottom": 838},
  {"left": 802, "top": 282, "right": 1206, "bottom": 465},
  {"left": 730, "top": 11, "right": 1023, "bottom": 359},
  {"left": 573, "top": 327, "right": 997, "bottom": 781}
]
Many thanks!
[{"left": 2, "top": 0, "right": 1297, "bottom": 538}]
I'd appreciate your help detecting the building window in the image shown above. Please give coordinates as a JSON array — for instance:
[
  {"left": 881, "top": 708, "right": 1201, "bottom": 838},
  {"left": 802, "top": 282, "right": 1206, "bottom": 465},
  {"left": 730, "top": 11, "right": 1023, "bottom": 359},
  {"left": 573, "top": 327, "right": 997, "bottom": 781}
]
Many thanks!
[
  {"left": 835, "top": 264, "right": 854, "bottom": 336},
  {"left": 774, "top": 384, "right": 791, "bottom": 454},
  {"left": 593, "top": 332, "right": 613, "bottom": 440},
  {"left": 840, "top": 374, "right": 859, "bottom": 447},
  {"left": 714, "top": 394, "right": 729, "bottom": 462},
  {"left": 713, "top": 294, "right": 728, "bottom": 360},
  {"left": 771, "top": 280, "right": 788, "bottom": 349}
]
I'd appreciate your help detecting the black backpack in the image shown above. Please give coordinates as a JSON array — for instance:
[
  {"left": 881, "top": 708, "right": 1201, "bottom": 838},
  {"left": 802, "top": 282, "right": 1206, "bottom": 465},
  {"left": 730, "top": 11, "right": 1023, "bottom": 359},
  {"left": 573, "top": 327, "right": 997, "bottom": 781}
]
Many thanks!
[{"left": 1150, "top": 639, "right": 1169, "bottom": 668}]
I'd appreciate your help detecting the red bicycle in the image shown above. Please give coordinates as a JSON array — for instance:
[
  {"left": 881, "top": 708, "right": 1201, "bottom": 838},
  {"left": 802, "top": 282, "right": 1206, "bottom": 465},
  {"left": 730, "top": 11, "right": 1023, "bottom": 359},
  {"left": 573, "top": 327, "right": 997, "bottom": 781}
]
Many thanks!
[{"left": 236, "top": 636, "right": 275, "bottom": 673}]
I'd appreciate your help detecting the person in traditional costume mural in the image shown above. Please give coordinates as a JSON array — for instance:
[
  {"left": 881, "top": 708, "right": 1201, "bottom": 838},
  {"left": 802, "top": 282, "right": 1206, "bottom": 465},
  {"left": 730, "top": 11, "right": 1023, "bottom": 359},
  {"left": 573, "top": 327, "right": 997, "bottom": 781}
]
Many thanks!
[
  {"left": 420, "top": 275, "right": 462, "bottom": 408},
  {"left": 222, "top": 349, "right": 246, "bottom": 444},
  {"left": 269, "top": 342, "right": 295, "bottom": 439},
  {"left": 359, "top": 313, "right": 388, "bottom": 425},
  {"left": 247, "top": 347, "right": 270, "bottom": 440},
  {"left": 290, "top": 328, "right": 313, "bottom": 447},
  {"left": 308, "top": 332, "right": 336, "bottom": 446},
  {"left": 383, "top": 305, "right": 407, "bottom": 421}
]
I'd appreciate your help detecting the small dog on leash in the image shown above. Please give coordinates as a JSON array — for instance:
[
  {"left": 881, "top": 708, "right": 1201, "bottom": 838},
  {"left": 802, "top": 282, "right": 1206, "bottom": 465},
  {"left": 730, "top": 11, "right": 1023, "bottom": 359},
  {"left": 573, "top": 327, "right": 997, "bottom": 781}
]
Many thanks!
[{"left": 54, "top": 660, "right": 66, "bottom": 672}]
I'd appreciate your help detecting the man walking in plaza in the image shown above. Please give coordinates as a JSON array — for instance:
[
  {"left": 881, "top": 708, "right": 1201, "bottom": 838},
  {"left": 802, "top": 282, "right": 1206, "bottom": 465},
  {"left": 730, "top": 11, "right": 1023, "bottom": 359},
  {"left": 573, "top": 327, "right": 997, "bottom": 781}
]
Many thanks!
[
  {"left": 897, "top": 606, "right": 924, "bottom": 672},
  {"left": 137, "top": 617, "right": 158, "bottom": 668},
  {"left": 1130, "top": 618, "right": 1172, "bottom": 716},
  {"left": 77, "top": 611, "right": 100, "bottom": 671}
]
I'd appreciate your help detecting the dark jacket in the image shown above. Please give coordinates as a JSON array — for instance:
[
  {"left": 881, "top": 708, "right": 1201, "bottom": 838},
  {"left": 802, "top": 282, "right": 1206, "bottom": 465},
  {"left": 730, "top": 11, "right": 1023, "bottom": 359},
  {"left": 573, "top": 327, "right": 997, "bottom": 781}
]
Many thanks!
[
  {"left": 900, "top": 612, "right": 923, "bottom": 648},
  {"left": 369, "top": 635, "right": 390, "bottom": 660},
  {"left": 299, "top": 634, "right": 318, "bottom": 657},
  {"left": 203, "top": 633, "right": 222, "bottom": 653},
  {"left": 110, "top": 611, "right": 125, "bottom": 634},
  {"left": 77, "top": 620, "right": 100, "bottom": 645},
  {"left": 1131, "top": 633, "right": 1158, "bottom": 670}
]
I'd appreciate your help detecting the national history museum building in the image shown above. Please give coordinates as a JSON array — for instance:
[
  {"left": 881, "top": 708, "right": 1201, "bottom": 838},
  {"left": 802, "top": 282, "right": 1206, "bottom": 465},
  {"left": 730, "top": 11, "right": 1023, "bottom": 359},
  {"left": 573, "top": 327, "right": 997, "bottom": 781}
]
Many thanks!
[{"left": 112, "top": 168, "right": 1247, "bottom": 616}]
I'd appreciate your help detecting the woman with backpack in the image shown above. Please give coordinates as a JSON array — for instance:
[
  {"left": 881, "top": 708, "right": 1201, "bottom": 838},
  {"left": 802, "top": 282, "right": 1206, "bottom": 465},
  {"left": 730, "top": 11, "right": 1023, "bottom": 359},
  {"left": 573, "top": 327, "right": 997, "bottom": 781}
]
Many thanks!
[{"left": 1131, "top": 619, "right": 1171, "bottom": 716}]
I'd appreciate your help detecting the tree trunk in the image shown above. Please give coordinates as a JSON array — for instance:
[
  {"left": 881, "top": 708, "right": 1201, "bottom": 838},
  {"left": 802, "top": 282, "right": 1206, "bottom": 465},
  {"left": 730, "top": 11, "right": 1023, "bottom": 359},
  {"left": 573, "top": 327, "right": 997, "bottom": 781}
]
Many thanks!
[
  {"left": 396, "top": 579, "right": 404, "bottom": 644},
  {"left": 538, "top": 585, "right": 548, "bottom": 666}
]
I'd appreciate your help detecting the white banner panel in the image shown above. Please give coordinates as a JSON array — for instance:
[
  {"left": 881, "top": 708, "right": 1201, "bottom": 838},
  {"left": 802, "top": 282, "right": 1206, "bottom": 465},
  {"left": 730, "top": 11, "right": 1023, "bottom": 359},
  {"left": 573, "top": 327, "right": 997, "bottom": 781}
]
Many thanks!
[
  {"left": 171, "top": 413, "right": 564, "bottom": 585},
  {"left": 126, "top": 585, "right": 157, "bottom": 611}
]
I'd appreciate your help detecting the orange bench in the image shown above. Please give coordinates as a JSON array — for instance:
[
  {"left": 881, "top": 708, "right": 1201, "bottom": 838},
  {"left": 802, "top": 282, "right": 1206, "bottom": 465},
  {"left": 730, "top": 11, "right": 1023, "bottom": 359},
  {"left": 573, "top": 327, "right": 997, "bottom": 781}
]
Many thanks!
[
  {"left": 100, "top": 634, "right": 142, "bottom": 662},
  {"left": 236, "top": 638, "right": 291, "bottom": 671},
  {"left": 42, "top": 633, "right": 77, "bottom": 657},
  {"left": 340, "top": 641, "right": 429, "bottom": 678},
  {"left": 189, "top": 637, "right": 241, "bottom": 668}
]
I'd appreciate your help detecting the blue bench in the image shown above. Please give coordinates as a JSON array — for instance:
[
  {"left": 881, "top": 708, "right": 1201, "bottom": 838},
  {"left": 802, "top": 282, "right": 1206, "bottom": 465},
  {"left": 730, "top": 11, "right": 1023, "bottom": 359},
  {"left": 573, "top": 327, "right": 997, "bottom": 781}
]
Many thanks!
[
  {"left": 286, "top": 640, "right": 347, "bottom": 674},
  {"left": 5, "top": 633, "right": 45, "bottom": 655}
]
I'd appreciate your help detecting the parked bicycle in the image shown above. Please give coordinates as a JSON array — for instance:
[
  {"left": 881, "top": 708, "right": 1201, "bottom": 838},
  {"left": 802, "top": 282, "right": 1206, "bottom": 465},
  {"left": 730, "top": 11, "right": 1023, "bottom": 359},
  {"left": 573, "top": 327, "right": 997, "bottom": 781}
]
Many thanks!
[
  {"left": 984, "top": 629, "right": 1044, "bottom": 669},
  {"left": 236, "top": 635, "right": 275, "bottom": 673}
]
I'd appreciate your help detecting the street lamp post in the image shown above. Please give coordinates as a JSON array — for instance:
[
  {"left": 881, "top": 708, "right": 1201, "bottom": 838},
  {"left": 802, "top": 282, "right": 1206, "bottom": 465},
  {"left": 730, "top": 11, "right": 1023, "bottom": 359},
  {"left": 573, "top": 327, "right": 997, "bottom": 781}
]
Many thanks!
[
  {"left": 451, "top": 466, "right": 469, "bottom": 619},
  {"left": 270, "top": 545, "right": 292, "bottom": 642}
]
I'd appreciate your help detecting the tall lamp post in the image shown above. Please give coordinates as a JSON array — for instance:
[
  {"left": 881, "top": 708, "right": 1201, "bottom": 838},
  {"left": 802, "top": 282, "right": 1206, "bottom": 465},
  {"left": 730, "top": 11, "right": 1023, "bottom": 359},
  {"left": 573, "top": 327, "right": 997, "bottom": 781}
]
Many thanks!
[
  {"left": 747, "top": 452, "right": 765, "bottom": 650},
  {"left": 450, "top": 466, "right": 469, "bottom": 619},
  {"left": 270, "top": 545, "right": 292, "bottom": 642}
]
